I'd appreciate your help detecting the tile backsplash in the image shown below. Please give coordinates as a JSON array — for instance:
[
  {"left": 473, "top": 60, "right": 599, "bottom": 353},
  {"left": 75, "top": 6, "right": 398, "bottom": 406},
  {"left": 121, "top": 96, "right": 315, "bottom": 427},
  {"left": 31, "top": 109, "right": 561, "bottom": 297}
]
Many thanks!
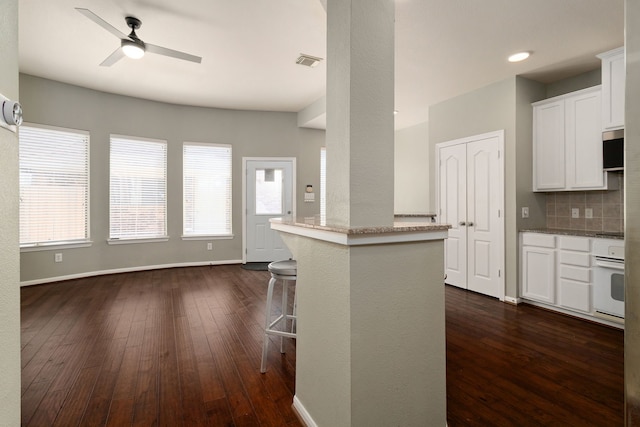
[{"left": 546, "top": 174, "right": 624, "bottom": 233}]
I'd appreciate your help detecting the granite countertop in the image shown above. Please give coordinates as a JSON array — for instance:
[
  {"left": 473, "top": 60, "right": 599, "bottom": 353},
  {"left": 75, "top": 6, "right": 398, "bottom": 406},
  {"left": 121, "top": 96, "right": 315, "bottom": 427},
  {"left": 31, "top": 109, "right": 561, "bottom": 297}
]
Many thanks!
[
  {"left": 394, "top": 213, "right": 437, "bottom": 217},
  {"left": 271, "top": 217, "right": 450, "bottom": 235},
  {"left": 520, "top": 228, "right": 624, "bottom": 240}
]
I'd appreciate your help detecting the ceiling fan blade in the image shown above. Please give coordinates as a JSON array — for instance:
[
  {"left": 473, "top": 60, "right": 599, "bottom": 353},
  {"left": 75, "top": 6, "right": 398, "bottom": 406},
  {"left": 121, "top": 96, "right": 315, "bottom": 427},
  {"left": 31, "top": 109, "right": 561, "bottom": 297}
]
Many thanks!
[
  {"left": 100, "top": 48, "right": 126, "bottom": 67},
  {"left": 146, "top": 43, "right": 202, "bottom": 64},
  {"left": 76, "top": 8, "right": 129, "bottom": 40}
]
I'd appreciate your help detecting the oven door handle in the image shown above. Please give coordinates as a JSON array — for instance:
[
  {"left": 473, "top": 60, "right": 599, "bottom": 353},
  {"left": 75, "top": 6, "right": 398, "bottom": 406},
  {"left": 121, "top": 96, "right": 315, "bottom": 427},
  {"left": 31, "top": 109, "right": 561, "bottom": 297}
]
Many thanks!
[{"left": 595, "top": 258, "right": 625, "bottom": 270}]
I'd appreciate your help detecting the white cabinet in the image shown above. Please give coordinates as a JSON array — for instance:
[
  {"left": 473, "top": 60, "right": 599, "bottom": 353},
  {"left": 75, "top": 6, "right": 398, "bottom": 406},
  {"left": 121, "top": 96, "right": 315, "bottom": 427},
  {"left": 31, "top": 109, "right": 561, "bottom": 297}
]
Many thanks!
[
  {"left": 557, "top": 236, "right": 591, "bottom": 313},
  {"left": 533, "top": 86, "right": 612, "bottom": 192},
  {"left": 598, "top": 47, "right": 625, "bottom": 131},
  {"left": 533, "top": 99, "right": 565, "bottom": 190},
  {"left": 521, "top": 233, "right": 556, "bottom": 304}
]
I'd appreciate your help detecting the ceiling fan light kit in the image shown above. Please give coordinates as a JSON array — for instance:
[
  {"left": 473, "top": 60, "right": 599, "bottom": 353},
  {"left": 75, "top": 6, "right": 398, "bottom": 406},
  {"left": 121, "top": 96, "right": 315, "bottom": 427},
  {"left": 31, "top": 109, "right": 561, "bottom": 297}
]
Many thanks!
[
  {"left": 122, "top": 39, "right": 145, "bottom": 59},
  {"left": 76, "top": 8, "right": 201, "bottom": 66}
]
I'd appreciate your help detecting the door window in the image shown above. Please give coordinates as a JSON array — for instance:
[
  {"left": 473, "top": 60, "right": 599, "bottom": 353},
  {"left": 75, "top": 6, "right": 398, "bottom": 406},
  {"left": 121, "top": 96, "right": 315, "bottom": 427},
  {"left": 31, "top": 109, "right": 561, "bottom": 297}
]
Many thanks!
[{"left": 255, "top": 168, "right": 283, "bottom": 215}]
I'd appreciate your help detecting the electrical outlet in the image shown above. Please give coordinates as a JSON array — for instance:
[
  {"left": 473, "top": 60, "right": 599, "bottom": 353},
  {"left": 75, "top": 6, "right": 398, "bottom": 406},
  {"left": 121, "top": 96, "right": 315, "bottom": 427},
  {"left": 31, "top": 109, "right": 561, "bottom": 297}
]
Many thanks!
[
  {"left": 207, "top": 242, "right": 213, "bottom": 251},
  {"left": 585, "top": 208, "right": 593, "bottom": 219},
  {"left": 521, "top": 207, "right": 529, "bottom": 218},
  {"left": 571, "top": 208, "right": 580, "bottom": 218},
  {"left": 54, "top": 253, "right": 63, "bottom": 263}
]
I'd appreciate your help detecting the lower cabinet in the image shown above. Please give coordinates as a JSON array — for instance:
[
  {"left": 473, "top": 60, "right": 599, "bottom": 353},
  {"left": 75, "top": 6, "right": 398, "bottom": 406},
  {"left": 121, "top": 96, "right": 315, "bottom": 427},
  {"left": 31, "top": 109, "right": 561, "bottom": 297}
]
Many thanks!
[
  {"left": 520, "top": 232, "right": 592, "bottom": 315},
  {"left": 522, "top": 235, "right": 555, "bottom": 304},
  {"left": 557, "top": 237, "right": 591, "bottom": 313}
]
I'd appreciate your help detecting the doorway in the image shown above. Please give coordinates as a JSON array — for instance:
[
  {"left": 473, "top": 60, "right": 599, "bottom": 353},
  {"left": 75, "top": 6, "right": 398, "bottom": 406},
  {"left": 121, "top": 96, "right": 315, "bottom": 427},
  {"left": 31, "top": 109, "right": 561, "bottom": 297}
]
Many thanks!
[
  {"left": 436, "top": 130, "right": 505, "bottom": 299},
  {"left": 243, "top": 158, "right": 295, "bottom": 263}
]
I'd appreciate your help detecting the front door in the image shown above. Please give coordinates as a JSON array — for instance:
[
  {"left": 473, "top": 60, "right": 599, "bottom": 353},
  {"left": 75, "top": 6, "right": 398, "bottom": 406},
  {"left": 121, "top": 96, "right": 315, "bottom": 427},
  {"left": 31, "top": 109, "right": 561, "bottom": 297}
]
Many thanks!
[{"left": 245, "top": 159, "right": 293, "bottom": 262}]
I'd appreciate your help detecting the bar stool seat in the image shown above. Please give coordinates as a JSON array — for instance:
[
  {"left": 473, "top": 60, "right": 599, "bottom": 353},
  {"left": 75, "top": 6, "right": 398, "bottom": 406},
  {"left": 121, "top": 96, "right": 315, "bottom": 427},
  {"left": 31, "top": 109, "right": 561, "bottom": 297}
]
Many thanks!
[{"left": 261, "top": 260, "right": 297, "bottom": 373}]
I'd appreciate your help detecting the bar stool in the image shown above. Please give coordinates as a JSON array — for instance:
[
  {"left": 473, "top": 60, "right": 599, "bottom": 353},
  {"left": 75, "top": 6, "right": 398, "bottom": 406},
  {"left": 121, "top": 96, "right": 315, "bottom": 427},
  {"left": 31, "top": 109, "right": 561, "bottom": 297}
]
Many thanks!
[{"left": 261, "top": 259, "right": 297, "bottom": 373}]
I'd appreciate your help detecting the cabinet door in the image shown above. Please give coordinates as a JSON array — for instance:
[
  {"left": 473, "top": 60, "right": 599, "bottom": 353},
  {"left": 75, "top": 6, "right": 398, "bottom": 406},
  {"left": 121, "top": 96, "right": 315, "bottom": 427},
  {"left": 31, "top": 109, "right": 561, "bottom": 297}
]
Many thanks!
[
  {"left": 533, "top": 100, "right": 565, "bottom": 191},
  {"left": 558, "top": 279, "right": 591, "bottom": 313},
  {"left": 600, "top": 47, "right": 625, "bottom": 131},
  {"left": 565, "top": 89, "right": 605, "bottom": 189},
  {"left": 522, "top": 245, "right": 555, "bottom": 304}
]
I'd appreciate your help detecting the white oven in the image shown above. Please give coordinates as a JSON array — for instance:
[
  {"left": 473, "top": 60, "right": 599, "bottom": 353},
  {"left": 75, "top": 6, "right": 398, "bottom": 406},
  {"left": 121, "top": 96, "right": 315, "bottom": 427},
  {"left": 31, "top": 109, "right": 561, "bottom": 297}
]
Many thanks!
[{"left": 592, "top": 238, "right": 624, "bottom": 319}]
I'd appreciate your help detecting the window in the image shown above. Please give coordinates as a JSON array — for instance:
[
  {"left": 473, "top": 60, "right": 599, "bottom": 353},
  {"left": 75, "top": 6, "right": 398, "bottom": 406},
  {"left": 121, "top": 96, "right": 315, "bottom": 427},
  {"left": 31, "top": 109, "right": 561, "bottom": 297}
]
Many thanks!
[
  {"left": 183, "top": 143, "right": 232, "bottom": 237},
  {"left": 320, "top": 147, "right": 326, "bottom": 221},
  {"left": 110, "top": 135, "right": 167, "bottom": 240},
  {"left": 19, "top": 124, "right": 90, "bottom": 247}
]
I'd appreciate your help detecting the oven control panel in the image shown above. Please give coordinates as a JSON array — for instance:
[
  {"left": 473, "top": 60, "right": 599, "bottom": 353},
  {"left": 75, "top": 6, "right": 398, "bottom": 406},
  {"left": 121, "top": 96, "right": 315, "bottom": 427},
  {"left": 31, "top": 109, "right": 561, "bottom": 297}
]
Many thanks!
[{"left": 608, "top": 246, "right": 624, "bottom": 258}]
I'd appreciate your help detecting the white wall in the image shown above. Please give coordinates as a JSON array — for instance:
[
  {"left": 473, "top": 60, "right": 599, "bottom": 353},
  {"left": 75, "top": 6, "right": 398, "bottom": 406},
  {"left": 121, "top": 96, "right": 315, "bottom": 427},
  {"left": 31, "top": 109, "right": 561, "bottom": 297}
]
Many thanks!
[
  {"left": 0, "top": 0, "right": 21, "bottom": 423},
  {"left": 394, "top": 121, "right": 430, "bottom": 214},
  {"left": 428, "top": 77, "right": 547, "bottom": 298},
  {"left": 19, "top": 75, "right": 325, "bottom": 283}
]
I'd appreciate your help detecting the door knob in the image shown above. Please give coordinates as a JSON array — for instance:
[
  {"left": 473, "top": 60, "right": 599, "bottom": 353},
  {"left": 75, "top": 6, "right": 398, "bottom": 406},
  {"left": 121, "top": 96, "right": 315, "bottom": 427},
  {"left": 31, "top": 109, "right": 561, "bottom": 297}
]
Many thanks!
[
  {"left": 459, "top": 221, "right": 466, "bottom": 226},
  {"left": 468, "top": 222, "right": 474, "bottom": 226}
]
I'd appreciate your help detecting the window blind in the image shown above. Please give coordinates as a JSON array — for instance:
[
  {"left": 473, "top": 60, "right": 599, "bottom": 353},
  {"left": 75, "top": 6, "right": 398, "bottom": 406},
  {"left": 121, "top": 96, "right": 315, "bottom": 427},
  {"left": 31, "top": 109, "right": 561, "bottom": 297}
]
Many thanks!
[
  {"left": 19, "top": 124, "right": 89, "bottom": 246},
  {"left": 183, "top": 143, "right": 232, "bottom": 236},
  {"left": 110, "top": 135, "right": 167, "bottom": 239},
  {"left": 320, "top": 147, "right": 326, "bottom": 221}
]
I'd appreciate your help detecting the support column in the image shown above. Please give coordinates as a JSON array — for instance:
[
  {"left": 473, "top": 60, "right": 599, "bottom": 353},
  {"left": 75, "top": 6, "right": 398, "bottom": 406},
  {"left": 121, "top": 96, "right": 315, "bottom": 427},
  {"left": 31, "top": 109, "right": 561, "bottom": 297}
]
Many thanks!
[
  {"left": 274, "top": 0, "right": 448, "bottom": 426},
  {"left": 325, "top": 0, "right": 395, "bottom": 228}
]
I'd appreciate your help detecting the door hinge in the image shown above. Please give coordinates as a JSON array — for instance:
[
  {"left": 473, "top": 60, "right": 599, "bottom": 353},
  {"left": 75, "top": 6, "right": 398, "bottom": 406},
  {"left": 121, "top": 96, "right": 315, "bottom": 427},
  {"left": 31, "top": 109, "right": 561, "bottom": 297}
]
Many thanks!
[
  {"left": 498, "top": 150, "right": 501, "bottom": 159},
  {"left": 498, "top": 209, "right": 501, "bottom": 218},
  {"left": 498, "top": 269, "right": 501, "bottom": 278}
]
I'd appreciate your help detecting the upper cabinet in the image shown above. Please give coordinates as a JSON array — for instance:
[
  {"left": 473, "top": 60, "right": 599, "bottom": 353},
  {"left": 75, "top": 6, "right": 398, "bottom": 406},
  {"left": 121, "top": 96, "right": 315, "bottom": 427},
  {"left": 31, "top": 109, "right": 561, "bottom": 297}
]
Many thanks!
[
  {"left": 598, "top": 47, "right": 625, "bottom": 131},
  {"left": 533, "top": 86, "right": 614, "bottom": 192}
]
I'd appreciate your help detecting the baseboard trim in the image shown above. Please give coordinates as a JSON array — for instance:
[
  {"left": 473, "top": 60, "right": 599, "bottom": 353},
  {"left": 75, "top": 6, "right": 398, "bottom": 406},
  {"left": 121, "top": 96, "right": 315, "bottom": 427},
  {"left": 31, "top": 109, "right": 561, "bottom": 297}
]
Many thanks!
[
  {"left": 20, "top": 259, "right": 244, "bottom": 287},
  {"left": 292, "top": 396, "right": 318, "bottom": 427},
  {"left": 504, "top": 296, "right": 521, "bottom": 305}
]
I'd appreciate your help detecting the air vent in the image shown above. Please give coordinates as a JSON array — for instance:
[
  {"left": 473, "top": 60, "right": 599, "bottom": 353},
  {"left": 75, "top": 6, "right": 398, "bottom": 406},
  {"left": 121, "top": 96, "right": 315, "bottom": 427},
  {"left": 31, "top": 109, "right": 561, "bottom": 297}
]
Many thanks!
[{"left": 296, "top": 54, "right": 323, "bottom": 68}]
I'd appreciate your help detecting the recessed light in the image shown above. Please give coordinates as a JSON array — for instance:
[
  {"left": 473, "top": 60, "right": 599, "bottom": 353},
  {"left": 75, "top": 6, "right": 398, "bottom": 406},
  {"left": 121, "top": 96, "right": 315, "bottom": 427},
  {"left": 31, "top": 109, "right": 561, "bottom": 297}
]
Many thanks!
[{"left": 508, "top": 51, "right": 530, "bottom": 63}]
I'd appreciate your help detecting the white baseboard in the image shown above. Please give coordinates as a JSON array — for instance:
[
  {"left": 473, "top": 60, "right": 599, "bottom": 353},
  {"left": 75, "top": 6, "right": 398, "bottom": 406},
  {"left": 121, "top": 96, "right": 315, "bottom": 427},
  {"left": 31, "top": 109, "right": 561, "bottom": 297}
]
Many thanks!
[
  {"left": 504, "top": 295, "right": 521, "bottom": 305},
  {"left": 292, "top": 395, "right": 318, "bottom": 427},
  {"left": 19, "top": 259, "right": 243, "bottom": 287}
]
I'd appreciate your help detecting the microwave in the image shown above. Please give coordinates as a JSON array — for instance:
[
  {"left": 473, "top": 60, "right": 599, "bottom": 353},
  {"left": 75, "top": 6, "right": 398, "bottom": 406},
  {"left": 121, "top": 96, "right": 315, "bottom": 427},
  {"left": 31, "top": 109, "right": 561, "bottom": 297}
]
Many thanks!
[{"left": 603, "top": 129, "right": 624, "bottom": 171}]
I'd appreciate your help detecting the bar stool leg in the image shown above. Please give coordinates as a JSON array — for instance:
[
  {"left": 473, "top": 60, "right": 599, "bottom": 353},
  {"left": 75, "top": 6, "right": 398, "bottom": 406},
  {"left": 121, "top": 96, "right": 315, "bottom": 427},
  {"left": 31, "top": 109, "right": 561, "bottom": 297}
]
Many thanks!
[
  {"left": 261, "top": 276, "right": 277, "bottom": 373},
  {"left": 291, "top": 290, "right": 297, "bottom": 334},
  {"left": 281, "top": 279, "right": 291, "bottom": 353}
]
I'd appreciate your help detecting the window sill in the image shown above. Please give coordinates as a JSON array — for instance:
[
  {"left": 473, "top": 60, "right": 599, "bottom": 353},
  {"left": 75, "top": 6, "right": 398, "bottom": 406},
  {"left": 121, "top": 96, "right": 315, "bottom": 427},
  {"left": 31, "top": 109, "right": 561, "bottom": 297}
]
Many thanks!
[
  {"left": 107, "top": 237, "right": 169, "bottom": 245},
  {"left": 181, "top": 235, "right": 234, "bottom": 241},
  {"left": 21, "top": 240, "right": 93, "bottom": 252}
]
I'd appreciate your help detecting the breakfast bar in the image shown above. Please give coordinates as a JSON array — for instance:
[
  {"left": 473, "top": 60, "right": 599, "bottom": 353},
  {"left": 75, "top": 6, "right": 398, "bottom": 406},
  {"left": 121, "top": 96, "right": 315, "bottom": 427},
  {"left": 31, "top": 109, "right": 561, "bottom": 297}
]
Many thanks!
[{"left": 271, "top": 217, "right": 450, "bottom": 426}]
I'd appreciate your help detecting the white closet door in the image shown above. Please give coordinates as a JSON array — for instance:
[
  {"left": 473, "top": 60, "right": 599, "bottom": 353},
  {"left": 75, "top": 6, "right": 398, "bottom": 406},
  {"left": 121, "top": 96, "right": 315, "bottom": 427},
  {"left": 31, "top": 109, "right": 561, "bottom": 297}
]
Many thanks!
[
  {"left": 439, "top": 144, "right": 467, "bottom": 289},
  {"left": 437, "top": 132, "right": 504, "bottom": 299},
  {"left": 466, "top": 136, "right": 502, "bottom": 298}
]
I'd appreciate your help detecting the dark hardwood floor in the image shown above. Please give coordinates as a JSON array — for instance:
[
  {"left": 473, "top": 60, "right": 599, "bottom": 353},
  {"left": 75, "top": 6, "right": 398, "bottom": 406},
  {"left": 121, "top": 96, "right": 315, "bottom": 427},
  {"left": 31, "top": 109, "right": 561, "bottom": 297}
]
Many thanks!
[
  {"left": 21, "top": 265, "right": 624, "bottom": 426},
  {"left": 446, "top": 287, "right": 623, "bottom": 427}
]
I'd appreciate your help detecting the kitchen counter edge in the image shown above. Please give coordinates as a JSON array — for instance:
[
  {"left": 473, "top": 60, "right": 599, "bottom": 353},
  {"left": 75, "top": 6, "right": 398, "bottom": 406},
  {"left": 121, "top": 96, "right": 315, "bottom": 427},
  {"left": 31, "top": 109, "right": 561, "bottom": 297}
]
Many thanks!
[{"left": 520, "top": 228, "right": 624, "bottom": 240}]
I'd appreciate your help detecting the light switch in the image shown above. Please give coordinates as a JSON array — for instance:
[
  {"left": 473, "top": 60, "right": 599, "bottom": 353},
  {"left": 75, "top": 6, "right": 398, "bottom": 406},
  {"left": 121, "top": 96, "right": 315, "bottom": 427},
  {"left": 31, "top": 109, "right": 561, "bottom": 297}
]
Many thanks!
[{"left": 521, "top": 207, "right": 529, "bottom": 218}]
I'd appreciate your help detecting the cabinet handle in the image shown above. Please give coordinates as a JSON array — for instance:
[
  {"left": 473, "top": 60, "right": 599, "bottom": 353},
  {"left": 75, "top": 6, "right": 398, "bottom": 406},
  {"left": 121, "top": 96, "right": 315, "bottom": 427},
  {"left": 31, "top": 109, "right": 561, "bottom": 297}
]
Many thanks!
[
  {"left": 459, "top": 221, "right": 466, "bottom": 226},
  {"left": 468, "top": 222, "right": 474, "bottom": 227}
]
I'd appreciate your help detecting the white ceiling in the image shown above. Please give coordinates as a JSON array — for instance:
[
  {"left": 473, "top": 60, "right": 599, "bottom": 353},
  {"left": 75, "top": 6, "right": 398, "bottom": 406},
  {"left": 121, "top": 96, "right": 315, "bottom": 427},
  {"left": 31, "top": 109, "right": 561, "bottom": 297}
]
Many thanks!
[{"left": 19, "top": 0, "right": 624, "bottom": 130}]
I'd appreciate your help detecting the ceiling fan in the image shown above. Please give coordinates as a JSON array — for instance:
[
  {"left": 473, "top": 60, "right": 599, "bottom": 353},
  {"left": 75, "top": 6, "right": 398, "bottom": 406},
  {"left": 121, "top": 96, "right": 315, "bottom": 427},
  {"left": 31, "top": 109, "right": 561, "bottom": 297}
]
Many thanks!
[{"left": 76, "top": 8, "right": 202, "bottom": 66}]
